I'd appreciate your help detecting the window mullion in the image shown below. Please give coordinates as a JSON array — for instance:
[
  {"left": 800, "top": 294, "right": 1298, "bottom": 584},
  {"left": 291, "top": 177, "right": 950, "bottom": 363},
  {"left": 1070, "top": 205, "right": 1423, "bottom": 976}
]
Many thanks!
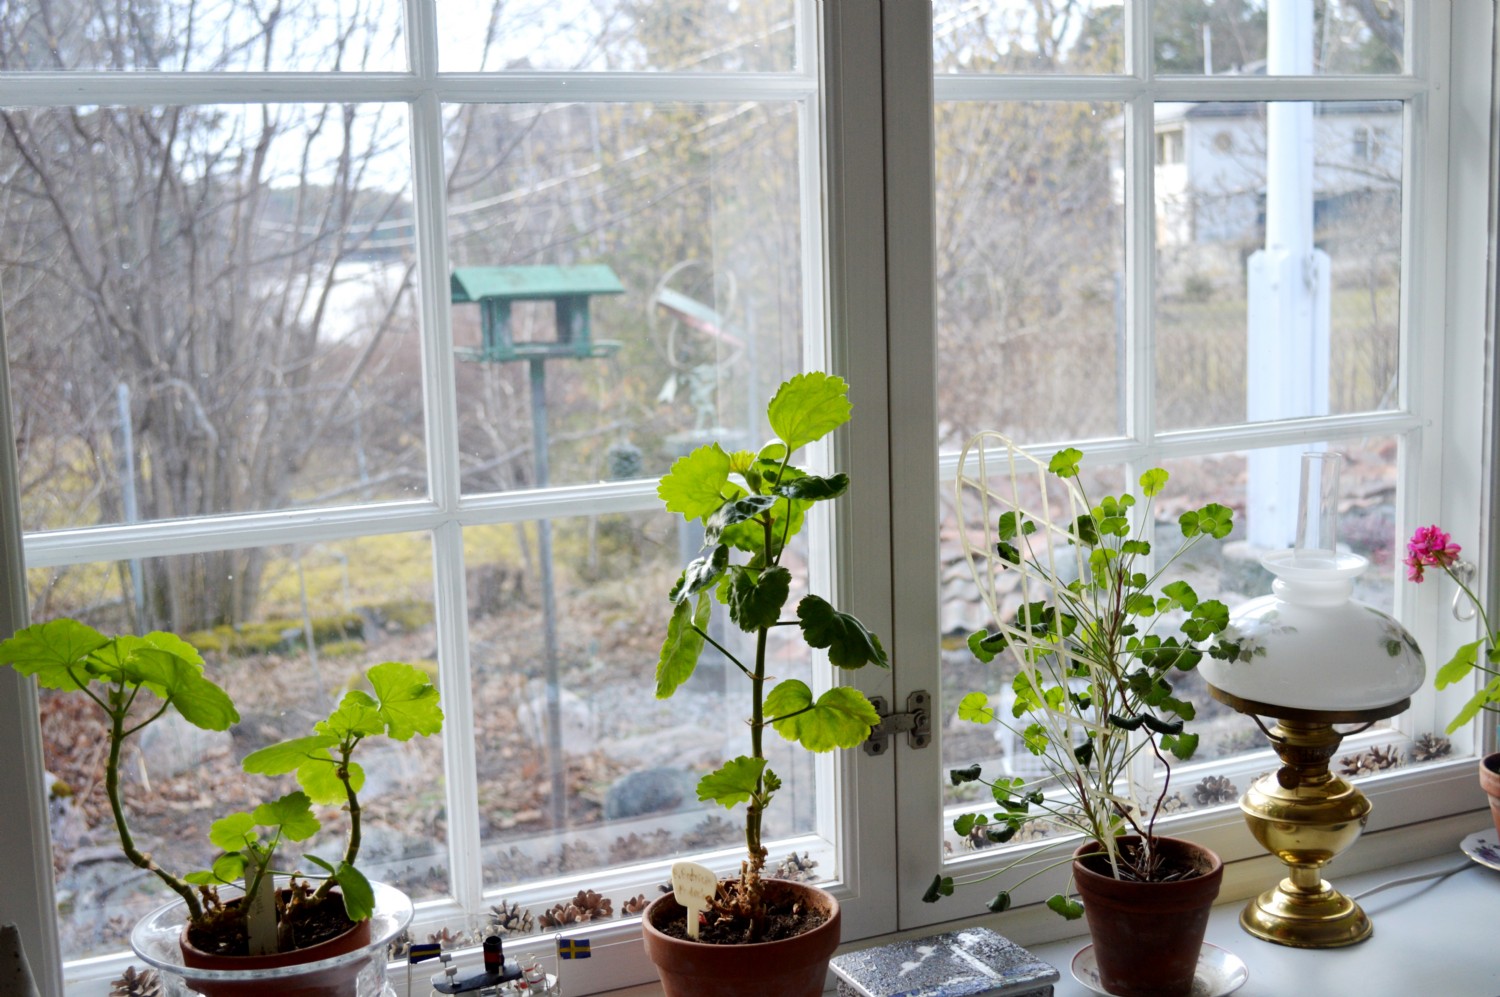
[{"left": 406, "top": 0, "right": 483, "bottom": 916}]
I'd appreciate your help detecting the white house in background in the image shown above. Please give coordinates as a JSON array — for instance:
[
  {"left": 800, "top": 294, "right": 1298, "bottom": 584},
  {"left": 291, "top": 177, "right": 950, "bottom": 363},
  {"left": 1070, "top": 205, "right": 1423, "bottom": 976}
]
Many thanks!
[{"left": 1139, "top": 100, "right": 1402, "bottom": 248}]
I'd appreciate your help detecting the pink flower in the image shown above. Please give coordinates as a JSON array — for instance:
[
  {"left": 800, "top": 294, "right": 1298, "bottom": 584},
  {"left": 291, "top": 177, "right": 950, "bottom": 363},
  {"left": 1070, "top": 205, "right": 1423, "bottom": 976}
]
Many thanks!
[{"left": 1405, "top": 525, "right": 1462, "bottom": 582}]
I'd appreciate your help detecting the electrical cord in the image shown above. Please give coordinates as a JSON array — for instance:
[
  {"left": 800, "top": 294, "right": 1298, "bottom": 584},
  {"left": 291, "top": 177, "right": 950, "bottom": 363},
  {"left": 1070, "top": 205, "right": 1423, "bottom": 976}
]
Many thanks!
[{"left": 1349, "top": 861, "right": 1474, "bottom": 901}]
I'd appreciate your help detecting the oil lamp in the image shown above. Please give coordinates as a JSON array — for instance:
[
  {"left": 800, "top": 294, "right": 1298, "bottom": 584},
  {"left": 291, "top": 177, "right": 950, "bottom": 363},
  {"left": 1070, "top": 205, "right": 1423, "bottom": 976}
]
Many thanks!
[{"left": 1199, "top": 452, "right": 1425, "bottom": 948}]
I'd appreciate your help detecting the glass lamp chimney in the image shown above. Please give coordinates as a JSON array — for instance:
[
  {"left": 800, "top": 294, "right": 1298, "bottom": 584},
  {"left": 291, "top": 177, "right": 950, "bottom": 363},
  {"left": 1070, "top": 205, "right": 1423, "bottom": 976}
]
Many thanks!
[{"left": 1293, "top": 451, "right": 1342, "bottom": 566}]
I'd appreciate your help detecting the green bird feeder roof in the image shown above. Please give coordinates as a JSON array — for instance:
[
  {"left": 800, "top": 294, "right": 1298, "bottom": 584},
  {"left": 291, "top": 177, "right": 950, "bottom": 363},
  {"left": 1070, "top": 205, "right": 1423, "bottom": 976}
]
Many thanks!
[{"left": 450, "top": 265, "right": 625, "bottom": 304}]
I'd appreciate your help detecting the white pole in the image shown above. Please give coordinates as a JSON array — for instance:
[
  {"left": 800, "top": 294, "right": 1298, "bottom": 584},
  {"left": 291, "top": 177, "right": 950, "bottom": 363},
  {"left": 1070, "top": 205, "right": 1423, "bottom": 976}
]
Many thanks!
[{"left": 1247, "top": 0, "right": 1332, "bottom": 549}]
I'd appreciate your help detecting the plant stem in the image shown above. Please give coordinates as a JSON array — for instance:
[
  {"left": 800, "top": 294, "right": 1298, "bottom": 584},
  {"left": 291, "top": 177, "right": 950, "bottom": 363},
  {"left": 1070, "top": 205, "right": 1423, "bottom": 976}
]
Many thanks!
[
  {"left": 104, "top": 692, "right": 201, "bottom": 921},
  {"left": 314, "top": 738, "right": 362, "bottom": 902}
]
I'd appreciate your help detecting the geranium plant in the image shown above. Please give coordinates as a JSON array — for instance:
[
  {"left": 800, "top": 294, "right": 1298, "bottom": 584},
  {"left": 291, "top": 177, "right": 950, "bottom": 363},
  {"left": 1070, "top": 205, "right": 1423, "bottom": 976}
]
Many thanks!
[
  {"left": 1406, "top": 525, "right": 1498, "bottom": 734},
  {"left": 924, "top": 439, "right": 1239, "bottom": 916},
  {"left": 655, "top": 371, "right": 887, "bottom": 939},
  {"left": 0, "top": 620, "right": 441, "bottom": 955}
]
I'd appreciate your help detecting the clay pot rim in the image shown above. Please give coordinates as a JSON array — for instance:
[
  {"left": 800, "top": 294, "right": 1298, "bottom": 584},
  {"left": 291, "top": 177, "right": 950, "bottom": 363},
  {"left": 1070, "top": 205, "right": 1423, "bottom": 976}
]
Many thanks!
[{"left": 1071, "top": 834, "right": 1224, "bottom": 883}]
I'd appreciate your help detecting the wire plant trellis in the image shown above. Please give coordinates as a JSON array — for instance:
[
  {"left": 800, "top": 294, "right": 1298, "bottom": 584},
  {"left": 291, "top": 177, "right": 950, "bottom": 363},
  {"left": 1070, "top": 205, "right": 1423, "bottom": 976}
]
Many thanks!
[{"left": 945, "top": 431, "right": 1239, "bottom": 894}]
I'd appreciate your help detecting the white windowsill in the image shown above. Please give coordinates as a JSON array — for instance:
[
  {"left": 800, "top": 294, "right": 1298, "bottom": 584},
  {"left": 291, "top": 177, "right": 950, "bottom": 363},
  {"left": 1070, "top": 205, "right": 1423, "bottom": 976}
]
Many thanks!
[{"left": 600, "top": 809, "right": 1500, "bottom": 996}]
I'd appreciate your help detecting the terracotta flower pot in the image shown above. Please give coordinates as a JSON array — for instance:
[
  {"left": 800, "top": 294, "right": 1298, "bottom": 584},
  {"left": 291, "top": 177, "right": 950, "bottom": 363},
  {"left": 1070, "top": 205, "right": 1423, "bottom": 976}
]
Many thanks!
[
  {"left": 179, "top": 912, "right": 372, "bottom": 997},
  {"left": 641, "top": 879, "right": 841, "bottom": 997},
  {"left": 1072, "top": 836, "right": 1223, "bottom": 997},
  {"left": 1480, "top": 752, "right": 1500, "bottom": 839},
  {"left": 132, "top": 881, "right": 411, "bottom": 997}
]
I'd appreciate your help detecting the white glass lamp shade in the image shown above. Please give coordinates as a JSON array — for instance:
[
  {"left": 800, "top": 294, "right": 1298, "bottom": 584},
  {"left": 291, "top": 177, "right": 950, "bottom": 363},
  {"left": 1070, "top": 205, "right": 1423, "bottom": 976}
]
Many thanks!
[{"left": 1199, "top": 548, "right": 1425, "bottom": 712}]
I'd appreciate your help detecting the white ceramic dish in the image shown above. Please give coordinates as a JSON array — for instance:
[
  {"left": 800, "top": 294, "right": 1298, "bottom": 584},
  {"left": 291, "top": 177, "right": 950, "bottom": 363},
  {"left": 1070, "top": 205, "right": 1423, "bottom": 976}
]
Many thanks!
[{"left": 1460, "top": 829, "right": 1500, "bottom": 871}]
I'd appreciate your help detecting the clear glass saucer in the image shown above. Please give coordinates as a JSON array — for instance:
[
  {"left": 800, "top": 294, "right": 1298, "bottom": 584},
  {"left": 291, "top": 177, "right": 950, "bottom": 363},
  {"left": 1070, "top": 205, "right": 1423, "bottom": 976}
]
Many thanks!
[
  {"left": 1071, "top": 941, "right": 1248, "bottom": 997},
  {"left": 130, "top": 881, "right": 412, "bottom": 996}
]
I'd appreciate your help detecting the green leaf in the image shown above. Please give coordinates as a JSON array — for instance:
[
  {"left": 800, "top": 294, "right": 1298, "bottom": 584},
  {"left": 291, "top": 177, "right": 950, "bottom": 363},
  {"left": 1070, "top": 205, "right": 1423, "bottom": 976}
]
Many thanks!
[
  {"left": 186, "top": 852, "right": 247, "bottom": 886},
  {"left": 968, "top": 629, "right": 1007, "bottom": 663},
  {"left": 949, "top": 763, "right": 983, "bottom": 785},
  {"left": 319, "top": 693, "right": 385, "bottom": 741},
  {"left": 953, "top": 812, "right": 982, "bottom": 836},
  {"left": 922, "top": 875, "right": 954, "bottom": 902},
  {"left": 669, "top": 546, "right": 730, "bottom": 603},
  {"left": 1436, "top": 640, "right": 1483, "bottom": 688},
  {"left": 0, "top": 619, "right": 111, "bottom": 691},
  {"left": 987, "top": 892, "right": 1013, "bottom": 913},
  {"left": 767, "top": 372, "right": 852, "bottom": 452},
  {"left": 697, "top": 756, "right": 769, "bottom": 809},
  {"left": 127, "top": 649, "right": 239, "bottom": 731},
  {"left": 1120, "top": 540, "right": 1151, "bottom": 556},
  {"left": 325, "top": 861, "right": 374, "bottom": 922},
  {"left": 242, "top": 735, "right": 342, "bottom": 776},
  {"left": 1124, "top": 593, "right": 1158, "bottom": 616},
  {"left": 1445, "top": 676, "right": 1500, "bottom": 734},
  {"left": 1047, "top": 895, "right": 1085, "bottom": 920},
  {"left": 774, "top": 473, "right": 849, "bottom": 502},
  {"left": 957, "top": 692, "right": 993, "bottom": 723},
  {"left": 1160, "top": 732, "right": 1200, "bottom": 760},
  {"left": 728, "top": 566, "right": 792, "bottom": 633},
  {"left": 365, "top": 661, "right": 444, "bottom": 740},
  {"left": 705, "top": 494, "right": 777, "bottom": 546},
  {"left": 1180, "top": 502, "right": 1235, "bottom": 539},
  {"left": 1160, "top": 580, "right": 1198, "bottom": 611},
  {"left": 1022, "top": 722, "right": 1050, "bottom": 755},
  {"left": 1139, "top": 468, "right": 1169, "bottom": 497},
  {"left": 1049, "top": 448, "right": 1083, "bottom": 478},
  {"left": 209, "top": 812, "right": 259, "bottom": 853},
  {"left": 656, "top": 591, "right": 711, "bottom": 698},
  {"left": 996, "top": 512, "right": 1035, "bottom": 542},
  {"left": 252, "top": 791, "right": 321, "bottom": 842},
  {"left": 765, "top": 681, "right": 880, "bottom": 751},
  {"left": 659, "top": 444, "right": 732, "bottom": 522},
  {"left": 797, "top": 595, "right": 889, "bottom": 669}
]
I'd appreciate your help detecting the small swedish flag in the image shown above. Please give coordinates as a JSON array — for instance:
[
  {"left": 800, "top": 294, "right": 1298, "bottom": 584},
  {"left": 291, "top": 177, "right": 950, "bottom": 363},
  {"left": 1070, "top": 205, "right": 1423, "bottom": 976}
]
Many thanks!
[{"left": 557, "top": 937, "right": 591, "bottom": 960}]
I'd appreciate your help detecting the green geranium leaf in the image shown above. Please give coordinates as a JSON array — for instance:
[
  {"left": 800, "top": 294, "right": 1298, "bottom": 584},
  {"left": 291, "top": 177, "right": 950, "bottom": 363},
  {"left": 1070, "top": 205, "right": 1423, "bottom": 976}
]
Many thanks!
[
  {"left": 767, "top": 372, "right": 852, "bottom": 453},
  {"left": 1160, "top": 580, "right": 1198, "bottom": 611},
  {"left": 1160, "top": 732, "right": 1200, "bottom": 760},
  {"left": 186, "top": 851, "right": 247, "bottom": 886},
  {"left": 655, "top": 591, "right": 711, "bottom": 698},
  {"left": 953, "top": 812, "right": 982, "bottom": 836},
  {"left": 922, "top": 875, "right": 954, "bottom": 903},
  {"left": 1139, "top": 467, "right": 1169, "bottom": 497},
  {"left": 1181, "top": 502, "right": 1234, "bottom": 539},
  {"left": 365, "top": 661, "right": 443, "bottom": 740},
  {"left": 1446, "top": 676, "right": 1500, "bottom": 734},
  {"left": 671, "top": 546, "right": 731, "bottom": 604},
  {"left": 774, "top": 473, "right": 849, "bottom": 502},
  {"left": 987, "top": 892, "right": 1013, "bottom": 913},
  {"left": 0, "top": 619, "right": 111, "bottom": 691},
  {"left": 719, "top": 493, "right": 808, "bottom": 557},
  {"left": 332, "top": 861, "right": 374, "bottom": 921},
  {"left": 659, "top": 443, "right": 732, "bottom": 522},
  {"left": 968, "top": 629, "right": 1008, "bottom": 663},
  {"left": 797, "top": 595, "right": 889, "bottom": 669},
  {"left": 697, "top": 756, "right": 769, "bottom": 809},
  {"left": 1047, "top": 895, "right": 1085, "bottom": 920},
  {"left": 1049, "top": 448, "right": 1083, "bottom": 478},
  {"left": 319, "top": 693, "right": 385, "bottom": 741},
  {"left": 728, "top": 566, "right": 792, "bottom": 633},
  {"left": 957, "top": 691, "right": 993, "bottom": 723},
  {"left": 242, "top": 735, "right": 342, "bottom": 776},
  {"left": 1120, "top": 540, "right": 1151, "bottom": 556},
  {"left": 252, "top": 791, "right": 320, "bottom": 842},
  {"left": 765, "top": 681, "right": 880, "bottom": 751},
  {"left": 996, "top": 512, "right": 1035, "bottom": 542},
  {"left": 1436, "top": 640, "right": 1482, "bottom": 688},
  {"left": 125, "top": 648, "right": 239, "bottom": 732},
  {"left": 209, "top": 812, "right": 259, "bottom": 853},
  {"left": 1124, "top": 593, "right": 1158, "bottom": 616},
  {"left": 705, "top": 494, "right": 777, "bottom": 546}
]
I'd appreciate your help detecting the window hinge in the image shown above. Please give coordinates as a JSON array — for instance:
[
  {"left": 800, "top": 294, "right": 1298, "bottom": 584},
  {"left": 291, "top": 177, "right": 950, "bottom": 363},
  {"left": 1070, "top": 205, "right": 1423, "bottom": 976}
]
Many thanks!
[{"left": 863, "top": 690, "right": 931, "bottom": 756}]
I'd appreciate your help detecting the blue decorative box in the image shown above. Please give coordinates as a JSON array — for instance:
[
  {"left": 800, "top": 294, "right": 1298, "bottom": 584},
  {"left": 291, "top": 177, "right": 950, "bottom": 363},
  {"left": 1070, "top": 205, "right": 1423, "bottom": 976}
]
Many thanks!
[{"left": 829, "top": 927, "right": 1059, "bottom": 997}]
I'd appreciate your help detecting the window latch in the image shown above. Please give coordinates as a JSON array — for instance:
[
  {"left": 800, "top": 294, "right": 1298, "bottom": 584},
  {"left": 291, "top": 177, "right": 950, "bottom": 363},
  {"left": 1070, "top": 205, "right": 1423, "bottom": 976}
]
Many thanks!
[{"left": 863, "top": 690, "right": 931, "bottom": 756}]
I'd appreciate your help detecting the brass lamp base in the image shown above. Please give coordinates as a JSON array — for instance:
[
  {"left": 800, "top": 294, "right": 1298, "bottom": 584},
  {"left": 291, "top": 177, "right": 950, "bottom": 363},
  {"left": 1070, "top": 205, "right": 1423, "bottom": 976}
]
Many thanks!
[{"left": 1207, "top": 688, "right": 1409, "bottom": 949}]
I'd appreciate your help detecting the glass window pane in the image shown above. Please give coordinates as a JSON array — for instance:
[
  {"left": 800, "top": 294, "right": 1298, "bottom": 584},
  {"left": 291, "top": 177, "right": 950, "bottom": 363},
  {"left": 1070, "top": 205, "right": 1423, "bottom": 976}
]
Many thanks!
[
  {"left": 1153, "top": 101, "right": 1403, "bottom": 431},
  {"left": 0, "top": 0, "right": 405, "bottom": 72},
  {"left": 1153, "top": 0, "right": 1404, "bottom": 75},
  {"left": 934, "top": 1, "right": 1124, "bottom": 74},
  {"left": 444, "top": 101, "right": 806, "bottom": 494},
  {"left": 467, "top": 512, "right": 824, "bottom": 892},
  {"left": 935, "top": 101, "right": 1125, "bottom": 447},
  {"left": 28, "top": 538, "right": 444, "bottom": 962},
  {"left": 2, "top": 103, "right": 425, "bottom": 532},
  {"left": 436, "top": 0, "right": 796, "bottom": 72}
]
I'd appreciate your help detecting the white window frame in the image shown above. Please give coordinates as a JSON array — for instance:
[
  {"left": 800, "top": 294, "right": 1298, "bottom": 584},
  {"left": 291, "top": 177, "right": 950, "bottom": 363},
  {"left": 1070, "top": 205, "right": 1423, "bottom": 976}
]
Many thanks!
[
  {"left": 1, "top": 1, "right": 1496, "bottom": 994},
  {"left": 890, "top": 0, "right": 1500, "bottom": 936}
]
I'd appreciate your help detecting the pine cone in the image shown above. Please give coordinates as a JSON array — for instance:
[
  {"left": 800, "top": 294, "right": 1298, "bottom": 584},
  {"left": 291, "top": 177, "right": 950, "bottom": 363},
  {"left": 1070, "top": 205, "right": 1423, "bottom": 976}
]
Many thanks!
[
  {"left": 1410, "top": 733, "right": 1452, "bottom": 763},
  {"left": 427, "top": 926, "right": 472, "bottom": 949},
  {"left": 539, "top": 889, "right": 614, "bottom": 928},
  {"left": 621, "top": 894, "right": 650, "bottom": 915},
  {"left": 110, "top": 967, "right": 161, "bottom": 997},
  {"left": 1157, "top": 792, "right": 1190, "bottom": 814},
  {"left": 1339, "top": 745, "right": 1403, "bottom": 777},
  {"left": 487, "top": 900, "right": 536, "bottom": 936},
  {"left": 1194, "top": 775, "right": 1238, "bottom": 806},
  {"left": 772, "top": 851, "right": 820, "bottom": 882},
  {"left": 387, "top": 929, "right": 410, "bottom": 960}
]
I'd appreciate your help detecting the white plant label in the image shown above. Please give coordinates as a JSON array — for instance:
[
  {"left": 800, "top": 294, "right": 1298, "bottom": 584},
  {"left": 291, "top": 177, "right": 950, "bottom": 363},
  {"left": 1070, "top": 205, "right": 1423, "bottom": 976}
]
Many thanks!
[{"left": 670, "top": 861, "right": 718, "bottom": 940}]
